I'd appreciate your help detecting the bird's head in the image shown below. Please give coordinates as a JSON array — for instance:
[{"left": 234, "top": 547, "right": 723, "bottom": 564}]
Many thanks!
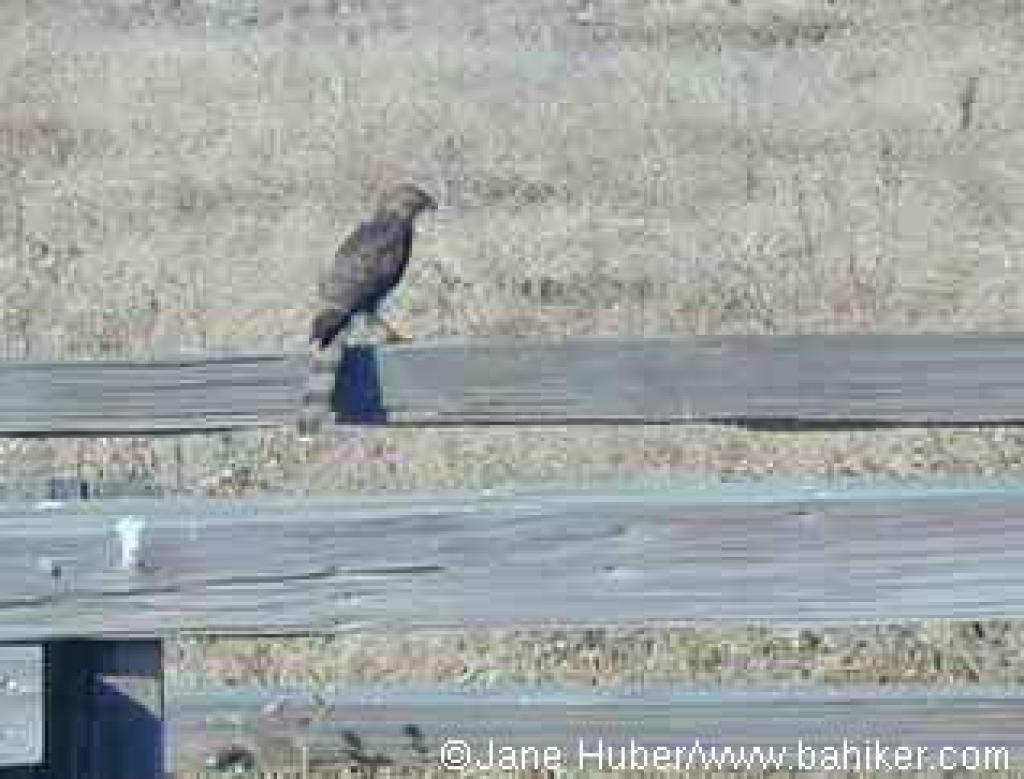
[{"left": 376, "top": 183, "right": 438, "bottom": 221}]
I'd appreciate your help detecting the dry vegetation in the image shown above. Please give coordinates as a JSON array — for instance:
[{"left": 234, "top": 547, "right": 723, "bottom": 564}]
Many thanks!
[
  {"left": 3, "top": 0, "right": 1024, "bottom": 489},
  {"left": 174, "top": 620, "right": 1024, "bottom": 689},
  {"left": 1, "top": 0, "right": 1024, "bottom": 495},
  {"left": 4, "top": 0, "right": 1024, "bottom": 354},
  {"left": 4, "top": 0, "right": 1024, "bottom": 773}
]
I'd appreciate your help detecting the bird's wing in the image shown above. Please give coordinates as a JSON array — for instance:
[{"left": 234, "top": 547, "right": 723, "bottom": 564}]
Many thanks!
[{"left": 317, "top": 217, "right": 408, "bottom": 313}]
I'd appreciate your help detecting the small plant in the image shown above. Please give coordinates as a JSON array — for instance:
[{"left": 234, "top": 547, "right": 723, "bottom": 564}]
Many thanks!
[{"left": 959, "top": 75, "right": 980, "bottom": 132}]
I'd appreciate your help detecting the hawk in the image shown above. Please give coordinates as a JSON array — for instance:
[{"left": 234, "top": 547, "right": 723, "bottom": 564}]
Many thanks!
[{"left": 310, "top": 183, "right": 437, "bottom": 352}]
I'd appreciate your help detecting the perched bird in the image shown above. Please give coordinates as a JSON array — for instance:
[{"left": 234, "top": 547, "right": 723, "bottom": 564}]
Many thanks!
[{"left": 310, "top": 183, "right": 437, "bottom": 352}]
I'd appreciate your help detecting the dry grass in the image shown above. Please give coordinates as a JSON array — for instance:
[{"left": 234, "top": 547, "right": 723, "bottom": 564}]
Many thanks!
[
  {"left": 171, "top": 620, "right": 1024, "bottom": 690},
  {"left": 1, "top": 0, "right": 1024, "bottom": 494},
  {"left": 4, "top": 2, "right": 1024, "bottom": 772},
  {"left": 3, "top": 0, "right": 1024, "bottom": 358}
]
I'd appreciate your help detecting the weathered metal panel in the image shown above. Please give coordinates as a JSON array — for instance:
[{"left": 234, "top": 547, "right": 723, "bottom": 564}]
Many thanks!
[
  {"left": 0, "top": 645, "right": 43, "bottom": 768},
  {"left": 2, "top": 485, "right": 1024, "bottom": 638},
  {"left": 5, "top": 335, "right": 1024, "bottom": 434},
  {"left": 166, "top": 683, "right": 1023, "bottom": 772},
  {"left": 0, "top": 354, "right": 306, "bottom": 436},
  {"left": 325, "top": 334, "right": 1024, "bottom": 425}
]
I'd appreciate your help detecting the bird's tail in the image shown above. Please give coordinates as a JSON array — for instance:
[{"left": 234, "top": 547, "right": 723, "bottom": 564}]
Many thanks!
[{"left": 309, "top": 308, "right": 352, "bottom": 349}]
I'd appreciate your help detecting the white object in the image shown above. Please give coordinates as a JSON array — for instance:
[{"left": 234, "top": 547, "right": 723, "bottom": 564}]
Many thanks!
[{"left": 115, "top": 517, "right": 146, "bottom": 570}]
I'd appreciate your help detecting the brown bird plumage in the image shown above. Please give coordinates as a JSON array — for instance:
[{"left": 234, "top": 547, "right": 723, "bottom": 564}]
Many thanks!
[{"left": 310, "top": 184, "right": 437, "bottom": 350}]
